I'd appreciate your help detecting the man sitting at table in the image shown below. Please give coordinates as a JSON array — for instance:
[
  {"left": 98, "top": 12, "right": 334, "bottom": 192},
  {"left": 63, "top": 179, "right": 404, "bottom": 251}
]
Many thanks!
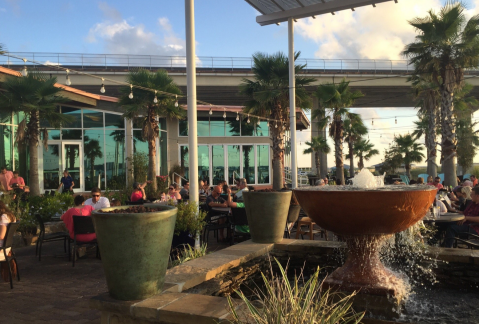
[
  {"left": 226, "top": 188, "right": 249, "bottom": 234},
  {"left": 444, "top": 186, "right": 479, "bottom": 248},
  {"left": 206, "top": 185, "right": 229, "bottom": 242},
  {"left": 84, "top": 187, "right": 110, "bottom": 210}
]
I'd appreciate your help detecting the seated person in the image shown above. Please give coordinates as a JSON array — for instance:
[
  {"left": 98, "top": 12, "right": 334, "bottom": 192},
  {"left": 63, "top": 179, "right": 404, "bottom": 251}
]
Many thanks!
[
  {"left": 463, "top": 180, "right": 474, "bottom": 188},
  {"left": 225, "top": 188, "right": 248, "bottom": 234},
  {"left": 166, "top": 183, "right": 182, "bottom": 200},
  {"left": 417, "top": 177, "right": 424, "bottom": 184},
  {"left": 85, "top": 187, "right": 110, "bottom": 210},
  {"left": 457, "top": 186, "right": 472, "bottom": 212},
  {"left": 206, "top": 185, "right": 229, "bottom": 241},
  {"left": 61, "top": 195, "right": 96, "bottom": 242},
  {"left": 0, "top": 201, "right": 16, "bottom": 247},
  {"left": 110, "top": 198, "right": 121, "bottom": 207},
  {"left": 234, "top": 178, "right": 249, "bottom": 201},
  {"left": 131, "top": 182, "right": 147, "bottom": 202},
  {"left": 179, "top": 182, "right": 190, "bottom": 200},
  {"left": 0, "top": 167, "right": 13, "bottom": 191},
  {"left": 444, "top": 186, "right": 479, "bottom": 248},
  {"left": 9, "top": 171, "right": 26, "bottom": 192},
  {"left": 199, "top": 180, "right": 206, "bottom": 194}
]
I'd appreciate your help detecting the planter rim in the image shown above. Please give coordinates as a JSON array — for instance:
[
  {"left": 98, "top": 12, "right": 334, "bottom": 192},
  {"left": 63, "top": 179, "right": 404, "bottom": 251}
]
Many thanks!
[
  {"left": 92, "top": 204, "right": 177, "bottom": 220},
  {"left": 243, "top": 191, "right": 292, "bottom": 195}
]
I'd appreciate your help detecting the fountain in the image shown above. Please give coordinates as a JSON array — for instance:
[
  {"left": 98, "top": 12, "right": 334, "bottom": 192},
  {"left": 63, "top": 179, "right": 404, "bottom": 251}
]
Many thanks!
[{"left": 293, "top": 170, "right": 436, "bottom": 314}]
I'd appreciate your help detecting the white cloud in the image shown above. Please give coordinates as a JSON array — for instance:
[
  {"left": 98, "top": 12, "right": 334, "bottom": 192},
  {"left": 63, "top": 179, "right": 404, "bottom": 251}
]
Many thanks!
[
  {"left": 85, "top": 4, "right": 186, "bottom": 57},
  {"left": 0, "top": 8, "right": 6, "bottom": 12},
  {"left": 295, "top": 0, "right": 442, "bottom": 59}
]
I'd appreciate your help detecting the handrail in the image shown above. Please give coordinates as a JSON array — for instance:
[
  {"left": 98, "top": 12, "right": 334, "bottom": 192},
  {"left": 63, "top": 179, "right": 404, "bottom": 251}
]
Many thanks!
[
  {"left": 284, "top": 169, "right": 309, "bottom": 186},
  {"left": 172, "top": 172, "right": 189, "bottom": 186},
  {"left": 1, "top": 51, "right": 416, "bottom": 73}
]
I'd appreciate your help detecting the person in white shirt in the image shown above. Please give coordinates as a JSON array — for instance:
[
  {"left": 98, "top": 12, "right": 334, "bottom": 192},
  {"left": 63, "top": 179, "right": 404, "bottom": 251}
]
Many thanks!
[
  {"left": 234, "top": 178, "right": 249, "bottom": 201},
  {"left": 84, "top": 187, "right": 110, "bottom": 210}
]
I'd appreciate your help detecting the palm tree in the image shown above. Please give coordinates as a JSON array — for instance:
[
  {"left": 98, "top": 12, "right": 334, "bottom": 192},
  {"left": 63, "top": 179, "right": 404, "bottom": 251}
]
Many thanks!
[
  {"left": 343, "top": 113, "right": 367, "bottom": 177},
  {"left": 240, "top": 52, "right": 315, "bottom": 190},
  {"left": 392, "top": 134, "right": 425, "bottom": 179},
  {"left": 84, "top": 139, "right": 103, "bottom": 189},
  {"left": 402, "top": 3, "right": 479, "bottom": 186},
  {"left": 120, "top": 69, "right": 184, "bottom": 191},
  {"left": 0, "top": 72, "right": 70, "bottom": 196},
  {"left": 303, "top": 136, "right": 331, "bottom": 177},
  {"left": 314, "top": 79, "right": 364, "bottom": 185},
  {"left": 348, "top": 139, "right": 379, "bottom": 170}
]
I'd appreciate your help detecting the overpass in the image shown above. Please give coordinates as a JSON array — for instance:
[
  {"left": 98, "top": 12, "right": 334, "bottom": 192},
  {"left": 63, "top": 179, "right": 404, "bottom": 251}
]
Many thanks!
[{"left": 3, "top": 52, "right": 479, "bottom": 107}]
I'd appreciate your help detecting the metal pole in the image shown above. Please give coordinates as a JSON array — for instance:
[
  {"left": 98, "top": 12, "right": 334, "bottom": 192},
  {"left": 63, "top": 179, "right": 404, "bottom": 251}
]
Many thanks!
[
  {"left": 185, "top": 0, "right": 199, "bottom": 248},
  {"left": 288, "top": 18, "right": 297, "bottom": 189}
]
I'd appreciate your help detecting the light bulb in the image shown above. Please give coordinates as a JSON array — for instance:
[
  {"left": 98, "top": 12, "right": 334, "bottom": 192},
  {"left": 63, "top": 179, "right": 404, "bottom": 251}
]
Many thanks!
[
  {"left": 65, "top": 76, "right": 71, "bottom": 86},
  {"left": 209, "top": 108, "right": 213, "bottom": 115},
  {"left": 275, "top": 123, "right": 278, "bottom": 128},
  {"left": 21, "top": 66, "right": 28, "bottom": 77},
  {"left": 223, "top": 111, "right": 226, "bottom": 119},
  {"left": 257, "top": 120, "right": 260, "bottom": 126},
  {"left": 247, "top": 115, "right": 250, "bottom": 123},
  {"left": 282, "top": 125, "right": 286, "bottom": 130},
  {"left": 154, "top": 91, "right": 158, "bottom": 103},
  {"left": 174, "top": 95, "right": 178, "bottom": 107},
  {"left": 236, "top": 112, "right": 239, "bottom": 121},
  {"left": 371, "top": 119, "right": 374, "bottom": 125},
  {"left": 395, "top": 117, "right": 397, "bottom": 124},
  {"left": 100, "top": 84, "right": 105, "bottom": 94},
  {"left": 129, "top": 85, "right": 133, "bottom": 99}
]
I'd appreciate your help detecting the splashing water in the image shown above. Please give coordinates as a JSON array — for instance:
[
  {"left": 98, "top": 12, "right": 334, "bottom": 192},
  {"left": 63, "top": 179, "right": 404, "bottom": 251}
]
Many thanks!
[{"left": 352, "top": 169, "right": 386, "bottom": 188}]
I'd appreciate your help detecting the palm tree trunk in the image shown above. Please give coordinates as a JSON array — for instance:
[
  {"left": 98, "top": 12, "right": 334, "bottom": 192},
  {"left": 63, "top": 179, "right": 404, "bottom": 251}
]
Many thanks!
[
  {"left": 90, "top": 158, "right": 95, "bottom": 188},
  {"left": 28, "top": 111, "right": 40, "bottom": 196},
  {"left": 315, "top": 152, "right": 320, "bottom": 177},
  {"left": 271, "top": 122, "right": 285, "bottom": 190},
  {"left": 348, "top": 139, "right": 354, "bottom": 177},
  {"left": 426, "top": 104, "right": 438, "bottom": 178},
  {"left": 440, "top": 89, "right": 457, "bottom": 187},
  {"left": 335, "top": 119, "right": 345, "bottom": 185},
  {"left": 358, "top": 155, "right": 364, "bottom": 170},
  {"left": 405, "top": 163, "right": 411, "bottom": 180},
  {"left": 147, "top": 108, "right": 158, "bottom": 191}
]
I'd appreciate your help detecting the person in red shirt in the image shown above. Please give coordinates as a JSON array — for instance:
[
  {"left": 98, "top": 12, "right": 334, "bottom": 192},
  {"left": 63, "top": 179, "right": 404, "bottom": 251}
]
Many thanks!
[
  {"left": 130, "top": 181, "right": 147, "bottom": 202},
  {"left": 427, "top": 176, "right": 444, "bottom": 190},
  {"left": 470, "top": 175, "right": 478, "bottom": 187},
  {"left": 0, "top": 167, "right": 13, "bottom": 191},
  {"left": 444, "top": 186, "right": 479, "bottom": 248},
  {"left": 9, "top": 171, "right": 26, "bottom": 191},
  {"left": 61, "top": 195, "right": 96, "bottom": 242}
]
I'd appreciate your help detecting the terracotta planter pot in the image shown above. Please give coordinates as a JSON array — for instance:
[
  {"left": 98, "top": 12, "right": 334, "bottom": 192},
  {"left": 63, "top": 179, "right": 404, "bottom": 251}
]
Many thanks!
[
  {"left": 92, "top": 204, "right": 177, "bottom": 300},
  {"left": 243, "top": 191, "right": 292, "bottom": 243}
]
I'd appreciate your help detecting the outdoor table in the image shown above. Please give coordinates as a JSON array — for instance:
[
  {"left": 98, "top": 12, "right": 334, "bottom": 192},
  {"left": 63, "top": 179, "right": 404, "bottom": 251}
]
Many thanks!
[
  {"left": 423, "top": 212, "right": 465, "bottom": 223},
  {"left": 211, "top": 207, "right": 231, "bottom": 214}
]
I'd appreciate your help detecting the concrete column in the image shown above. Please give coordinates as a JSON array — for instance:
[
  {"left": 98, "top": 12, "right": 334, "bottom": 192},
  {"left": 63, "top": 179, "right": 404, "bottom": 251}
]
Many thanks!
[
  {"left": 311, "top": 97, "right": 320, "bottom": 176},
  {"left": 125, "top": 119, "right": 134, "bottom": 186},
  {"left": 288, "top": 18, "right": 297, "bottom": 189}
]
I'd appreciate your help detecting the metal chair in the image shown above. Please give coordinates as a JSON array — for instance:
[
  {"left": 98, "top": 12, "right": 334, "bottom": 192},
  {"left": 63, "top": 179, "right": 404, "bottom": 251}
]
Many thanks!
[
  {"left": 285, "top": 205, "right": 301, "bottom": 238},
  {"left": 201, "top": 204, "right": 229, "bottom": 244},
  {"left": 71, "top": 216, "right": 98, "bottom": 267},
  {"left": 453, "top": 232, "right": 479, "bottom": 249},
  {"left": 230, "top": 208, "right": 250, "bottom": 245},
  {"left": 0, "top": 222, "right": 20, "bottom": 289},
  {"left": 35, "top": 214, "right": 69, "bottom": 261}
]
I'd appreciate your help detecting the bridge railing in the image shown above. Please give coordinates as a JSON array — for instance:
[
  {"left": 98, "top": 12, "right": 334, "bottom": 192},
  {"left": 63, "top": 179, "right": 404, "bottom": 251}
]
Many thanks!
[{"left": 1, "top": 52, "right": 414, "bottom": 73}]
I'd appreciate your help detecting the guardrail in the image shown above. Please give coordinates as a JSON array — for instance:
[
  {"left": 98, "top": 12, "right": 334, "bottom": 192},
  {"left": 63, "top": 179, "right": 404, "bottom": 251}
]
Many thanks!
[
  {"left": 172, "top": 172, "right": 189, "bottom": 186},
  {"left": 284, "top": 169, "right": 309, "bottom": 186},
  {"left": 1, "top": 52, "right": 413, "bottom": 73}
]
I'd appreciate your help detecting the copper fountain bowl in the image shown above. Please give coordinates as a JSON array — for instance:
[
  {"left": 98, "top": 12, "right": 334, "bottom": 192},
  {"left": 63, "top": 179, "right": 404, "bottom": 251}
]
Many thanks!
[{"left": 293, "top": 186, "right": 437, "bottom": 236}]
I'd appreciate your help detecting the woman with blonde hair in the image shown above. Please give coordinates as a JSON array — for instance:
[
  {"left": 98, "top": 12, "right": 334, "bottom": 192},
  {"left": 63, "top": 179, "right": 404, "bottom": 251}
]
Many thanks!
[{"left": 0, "top": 201, "right": 16, "bottom": 247}]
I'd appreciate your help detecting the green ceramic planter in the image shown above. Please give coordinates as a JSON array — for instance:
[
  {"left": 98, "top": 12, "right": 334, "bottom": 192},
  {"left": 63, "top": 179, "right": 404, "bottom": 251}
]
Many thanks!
[
  {"left": 243, "top": 191, "right": 292, "bottom": 243},
  {"left": 92, "top": 204, "right": 177, "bottom": 300}
]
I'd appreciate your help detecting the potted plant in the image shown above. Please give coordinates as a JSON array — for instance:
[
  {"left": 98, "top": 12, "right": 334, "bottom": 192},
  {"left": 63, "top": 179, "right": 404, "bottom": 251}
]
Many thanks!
[
  {"left": 92, "top": 204, "right": 177, "bottom": 300},
  {"left": 170, "top": 201, "right": 206, "bottom": 250},
  {"left": 243, "top": 189, "right": 292, "bottom": 243}
]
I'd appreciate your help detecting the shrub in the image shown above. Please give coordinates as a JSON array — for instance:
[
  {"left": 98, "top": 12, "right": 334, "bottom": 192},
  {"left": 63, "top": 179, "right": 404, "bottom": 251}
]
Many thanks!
[
  {"left": 170, "top": 201, "right": 207, "bottom": 236},
  {"left": 127, "top": 152, "right": 148, "bottom": 183},
  {"left": 169, "top": 243, "right": 207, "bottom": 268},
  {"left": 228, "top": 259, "right": 363, "bottom": 324}
]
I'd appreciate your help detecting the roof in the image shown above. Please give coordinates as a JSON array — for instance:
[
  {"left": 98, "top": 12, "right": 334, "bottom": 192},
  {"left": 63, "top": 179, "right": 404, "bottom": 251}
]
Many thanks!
[
  {"left": 0, "top": 66, "right": 118, "bottom": 103},
  {"left": 245, "top": 0, "right": 397, "bottom": 26}
]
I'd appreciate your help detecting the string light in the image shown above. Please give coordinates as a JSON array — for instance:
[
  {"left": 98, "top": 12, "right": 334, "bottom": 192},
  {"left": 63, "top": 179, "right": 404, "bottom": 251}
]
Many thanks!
[
  {"left": 282, "top": 124, "right": 286, "bottom": 130},
  {"left": 128, "top": 84, "right": 133, "bottom": 99},
  {"left": 65, "top": 69, "right": 71, "bottom": 86},
  {"left": 275, "top": 121, "right": 278, "bottom": 128},
  {"left": 223, "top": 110, "right": 226, "bottom": 119},
  {"left": 21, "top": 58, "right": 28, "bottom": 77},
  {"left": 257, "top": 119, "right": 260, "bottom": 126},
  {"left": 100, "top": 78, "right": 105, "bottom": 93},
  {"left": 236, "top": 112, "right": 239, "bottom": 121},
  {"left": 209, "top": 106, "right": 213, "bottom": 115},
  {"left": 153, "top": 90, "right": 158, "bottom": 104},
  {"left": 174, "top": 95, "right": 178, "bottom": 107},
  {"left": 371, "top": 118, "right": 374, "bottom": 125},
  {"left": 395, "top": 117, "right": 397, "bottom": 124},
  {"left": 247, "top": 114, "right": 250, "bottom": 123}
]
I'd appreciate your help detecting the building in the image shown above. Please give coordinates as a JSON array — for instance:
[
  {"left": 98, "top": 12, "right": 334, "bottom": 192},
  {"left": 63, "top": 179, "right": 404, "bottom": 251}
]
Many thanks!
[{"left": 0, "top": 66, "right": 309, "bottom": 192}]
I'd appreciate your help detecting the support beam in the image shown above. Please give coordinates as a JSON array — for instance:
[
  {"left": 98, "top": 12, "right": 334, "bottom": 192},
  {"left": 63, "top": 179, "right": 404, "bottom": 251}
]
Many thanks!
[
  {"left": 185, "top": 0, "right": 199, "bottom": 247},
  {"left": 288, "top": 18, "right": 298, "bottom": 189},
  {"left": 256, "top": 0, "right": 394, "bottom": 25}
]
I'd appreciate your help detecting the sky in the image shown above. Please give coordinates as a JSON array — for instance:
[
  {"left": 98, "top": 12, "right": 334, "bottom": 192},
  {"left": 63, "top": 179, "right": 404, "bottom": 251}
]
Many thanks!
[{"left": 1, "top": 0, "right": 479, "bottom": 168}]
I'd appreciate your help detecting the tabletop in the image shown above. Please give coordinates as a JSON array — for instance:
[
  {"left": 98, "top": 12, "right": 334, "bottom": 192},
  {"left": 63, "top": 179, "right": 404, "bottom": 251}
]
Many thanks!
[
  {"left": 423, "top": 212, "right": 465, "bottom": 223},
  {"left": 211, "top": 207, "right": 231, "bottom": 213}
]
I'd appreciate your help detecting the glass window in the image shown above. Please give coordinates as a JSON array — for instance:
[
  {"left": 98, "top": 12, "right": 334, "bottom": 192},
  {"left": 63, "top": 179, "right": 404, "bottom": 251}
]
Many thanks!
[
  {"left": 105, "top": 129, "right": 125, "bottom": 189},
  {"left": 198, "top": 112, "right": 209, "bottom": 137},
  {"left": 64, "top": 143, "right": 82, "bottom": 189},
  {"left": 83, "top": 110, "right": 104, "bottom": 128},
  {"left": 133, "top": 130, "right": 148, "bottom": 155},
  {"left": 159, "top": 118, "right": 167, "bottom": 132},
  {"left": 84, "top": 130, "right": 104, "bottom": 191},
  {"left": 227, "top": 145, "right": 240, "bottom": 185},
  {"left": 241, "top": 117, "right": 254, "bottom": 136},
  {"left": 105, "top": 113, "right": 124, "bottom": 128},
  {"left": 61, "top": 107, "right": 82, "bottom": 128},
  {"left": 0, "top": 125, "right": 13, "bottom": 170},
  {"left": 255, "top": 121, "right": 269, "bottom": 137},
  {"left": 61, "top": 129, "right": 82, "bottom": 140},
  {"left": 180, "top": 146, "right": 189, "bottom": 180},
  {"left": 13, "top": 112, "right": 25, "bottom": 125},
  {"left": 0, "top": 111, "right": 11, "bottom": 124},
  {"left": 210, "top": 117, "right": 225, "bottom": 136},
  {"left": 226, "top": 113, "right": 240, "bottom": 136},
  {"left": 198, "top": 146, "right": 209, "bottom": 183},
  {"left": 43, "top": 144, "right": 60, "bottom": 190},
  {"left": 179, "top": 119, "right": 188, "bottom": 136},
  {"left": 243, "top": 145, "right": 255, "bottom": 184},
  {"left": 133, "top": 117, "right": 144, "bottom": 129},
  {"left": 159, "top": 131, "right": 167, "bottom": 176},
  {"left": 44, "top": 130, "right": 61, "bottom": 141},
  {"left": 257, "top": 145, "right": 270, "bottom": 184},
  {"left": 212, "top": 145, "right": 225, "bottom": 185}
]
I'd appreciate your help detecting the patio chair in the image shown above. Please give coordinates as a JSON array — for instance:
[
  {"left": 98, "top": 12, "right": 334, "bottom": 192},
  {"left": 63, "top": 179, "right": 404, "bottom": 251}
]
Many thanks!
[
  {"left": 35, "top": 214, "right": 70, "bottom": 261},
  {"left": 0, "top": 222, "right": 20, "bottom": 289},
  {"left": 453, "top": 232, "right": 479, "bottom": 249},
  {"left": 71, "top": 216, "right": 99, "bottom": 267},
  {"left": 284, "top": 205, "right": 301, "bottom": 238},
  {"left": 201, "top": 204, "right": 229, "bottom": 244},
  {"left": 230, "top": 208, "right": 250, "bottom": 245},
  {"left": 295, "top": 210, "right": 328, "bottom": 240}
]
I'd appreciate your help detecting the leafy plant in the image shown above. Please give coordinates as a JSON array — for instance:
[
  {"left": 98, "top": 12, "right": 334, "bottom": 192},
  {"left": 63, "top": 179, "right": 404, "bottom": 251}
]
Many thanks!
[
  {"left": 169, "top": 243, "right": 208, "bottom": 268},
  {"left": 127, "top": 152, "right": 149, "bottom": 183},
  {"left": 227, "top": 258, "right": 363, "bottom": 324},
  {"left": 171, "top": 201, "right": 207, "bottom": 236},
  {"left": 28, "top": 192, "right": 74, "bottom": 223}
]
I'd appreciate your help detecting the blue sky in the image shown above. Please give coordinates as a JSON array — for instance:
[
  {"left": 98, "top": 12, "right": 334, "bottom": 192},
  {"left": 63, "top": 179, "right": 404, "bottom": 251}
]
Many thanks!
[{"left": 1, "top": 0, "right": 478, "bottom": 167}]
